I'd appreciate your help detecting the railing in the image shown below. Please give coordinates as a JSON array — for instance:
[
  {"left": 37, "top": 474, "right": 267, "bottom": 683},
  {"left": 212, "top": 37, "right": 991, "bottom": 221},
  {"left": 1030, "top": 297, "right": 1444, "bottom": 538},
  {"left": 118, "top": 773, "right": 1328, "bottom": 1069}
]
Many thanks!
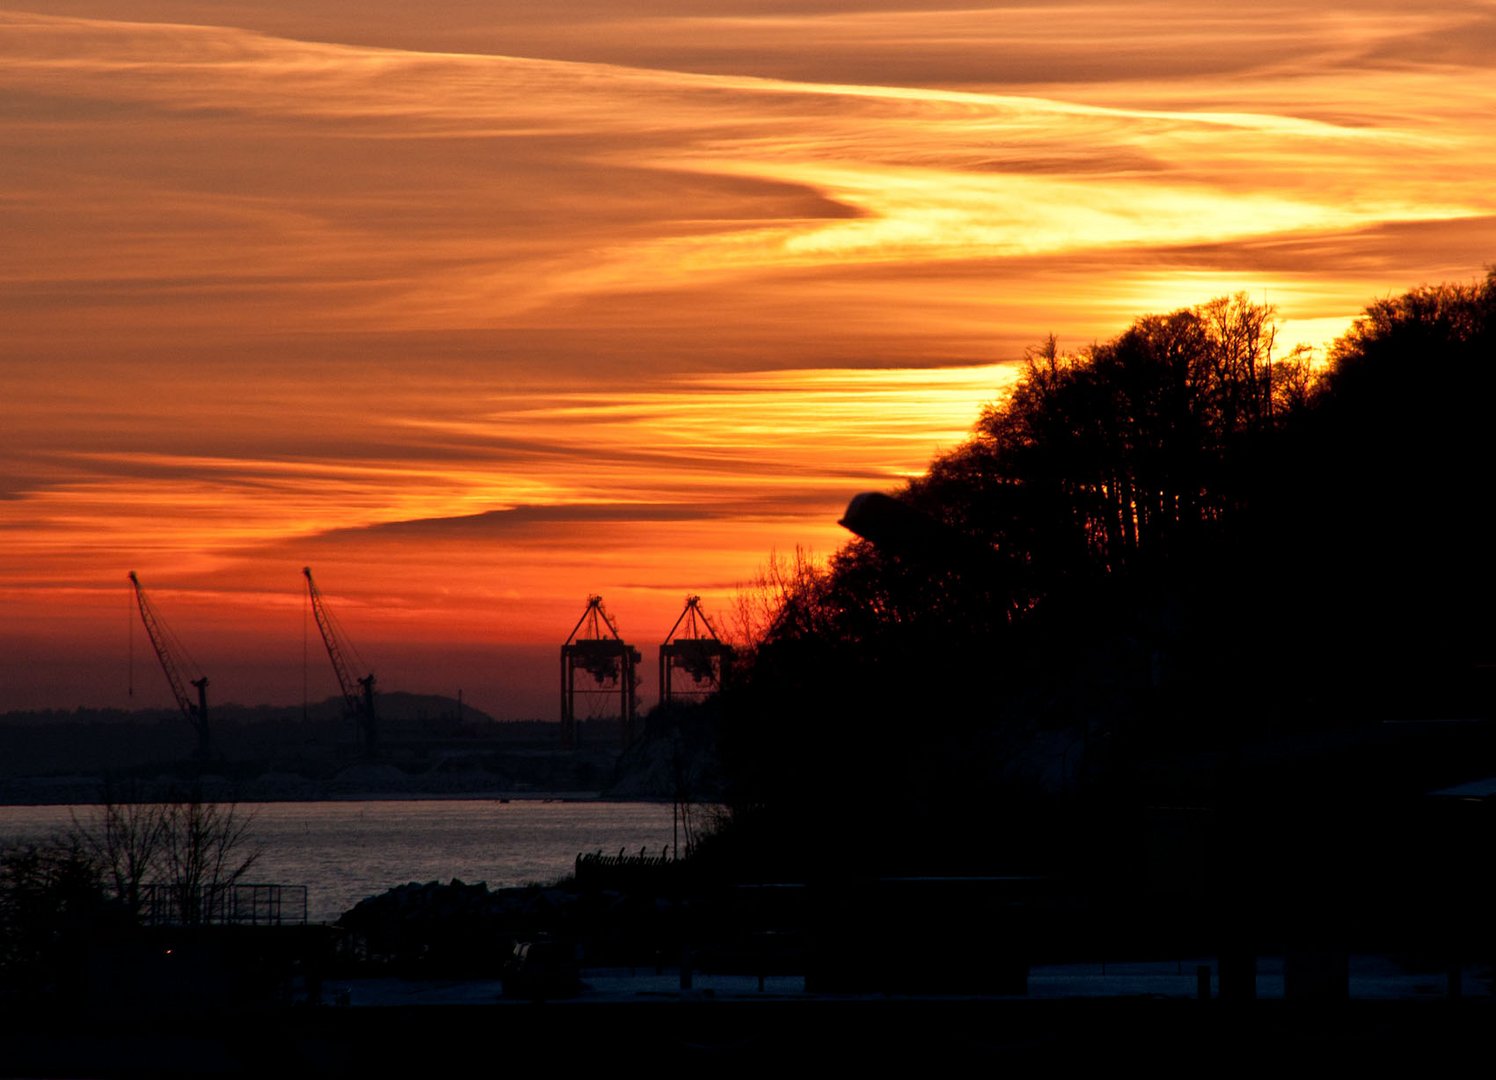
[
  {"left": 138, "top": 882, "right": 308, "bottom": 927},
  {"left": 574, "top": 847, "right": 675, "bottom": 888}
]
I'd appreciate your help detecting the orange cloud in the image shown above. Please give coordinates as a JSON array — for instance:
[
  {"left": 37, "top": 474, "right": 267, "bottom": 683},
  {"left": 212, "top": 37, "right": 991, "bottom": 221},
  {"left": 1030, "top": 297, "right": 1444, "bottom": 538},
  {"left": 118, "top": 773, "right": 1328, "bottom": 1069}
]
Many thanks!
[{"left": 3, "top": 3, "right": 1493, "bottom": 717}]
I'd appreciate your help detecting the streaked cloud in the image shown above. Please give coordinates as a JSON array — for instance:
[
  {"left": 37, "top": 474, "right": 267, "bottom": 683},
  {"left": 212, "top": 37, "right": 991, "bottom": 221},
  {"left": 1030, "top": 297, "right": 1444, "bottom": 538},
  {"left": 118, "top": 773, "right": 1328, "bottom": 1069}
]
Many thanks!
[{"left": 2, "top": 2, "right": 1493, "bottom": 716}]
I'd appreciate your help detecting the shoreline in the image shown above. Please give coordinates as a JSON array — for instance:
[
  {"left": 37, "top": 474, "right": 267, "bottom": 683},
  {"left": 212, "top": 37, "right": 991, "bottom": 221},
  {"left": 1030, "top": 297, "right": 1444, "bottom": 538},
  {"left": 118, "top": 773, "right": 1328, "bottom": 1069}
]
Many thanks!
[{"left": 0, "top": 789, "right": 675, "bottom": 808}]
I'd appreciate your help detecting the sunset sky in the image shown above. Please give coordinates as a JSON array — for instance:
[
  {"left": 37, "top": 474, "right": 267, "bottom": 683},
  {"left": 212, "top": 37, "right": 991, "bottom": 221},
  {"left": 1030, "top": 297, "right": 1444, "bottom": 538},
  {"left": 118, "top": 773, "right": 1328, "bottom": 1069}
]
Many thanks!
[{"left": 3, "top": 1, "right": 1494, "bottom": 722}]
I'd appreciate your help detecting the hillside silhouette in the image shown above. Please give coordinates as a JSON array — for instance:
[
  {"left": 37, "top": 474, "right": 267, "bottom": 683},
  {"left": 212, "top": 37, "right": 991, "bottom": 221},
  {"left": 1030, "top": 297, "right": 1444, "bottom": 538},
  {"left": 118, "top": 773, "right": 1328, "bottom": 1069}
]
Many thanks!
[
  {"left": 706, "top": 272, "right": 1496, "bottom": 940},
  {"left": 0, "top": 694, "right": 624, "bottom": 802}
]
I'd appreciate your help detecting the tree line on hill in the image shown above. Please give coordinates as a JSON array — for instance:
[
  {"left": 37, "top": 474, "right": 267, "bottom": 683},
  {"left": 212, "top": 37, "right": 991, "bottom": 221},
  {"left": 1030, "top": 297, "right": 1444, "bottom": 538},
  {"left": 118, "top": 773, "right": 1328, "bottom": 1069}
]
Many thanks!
[{"left": 704, "top": 271, "right": 1496, "bottom": 880}]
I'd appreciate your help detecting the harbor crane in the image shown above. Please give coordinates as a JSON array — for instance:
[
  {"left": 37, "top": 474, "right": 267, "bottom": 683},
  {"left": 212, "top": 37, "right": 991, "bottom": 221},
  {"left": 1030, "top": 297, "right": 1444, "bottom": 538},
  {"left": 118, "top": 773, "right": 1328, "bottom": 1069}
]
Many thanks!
[
  {"left": 659, "top": 595, "right": 733, "bottom": 704},
  {"left": 303, "top": 566, "right": 377, "bottom": 756},
  {"left": 561, "top": 595, "right": 640, "bottom": 750},
  {"left": 128, "top": 571, "right": 210, "bottom": 760}
]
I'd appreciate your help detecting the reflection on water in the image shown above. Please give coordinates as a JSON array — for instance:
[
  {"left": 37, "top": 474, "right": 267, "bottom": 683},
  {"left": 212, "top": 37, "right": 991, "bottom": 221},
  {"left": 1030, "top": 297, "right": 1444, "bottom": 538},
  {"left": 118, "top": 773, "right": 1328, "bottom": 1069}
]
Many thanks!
[{"left": 0, "top": 799, "right": 676, "bottom": 924}]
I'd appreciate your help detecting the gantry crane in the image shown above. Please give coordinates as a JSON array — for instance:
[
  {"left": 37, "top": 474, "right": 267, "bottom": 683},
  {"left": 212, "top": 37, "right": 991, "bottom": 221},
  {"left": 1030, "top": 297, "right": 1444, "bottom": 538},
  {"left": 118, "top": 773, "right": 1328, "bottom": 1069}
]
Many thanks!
[
  {"left": 303, "top": 566, "right": 377, "bottom": 756},
  {"left": 659, "top": 595, "right": 734, "bottom": 705},
  {"left": 128, "top": 571, "right": 210, "bottom": 760},
  {"left": 561, "top": 595, "right": 640, "bottom": 749}
]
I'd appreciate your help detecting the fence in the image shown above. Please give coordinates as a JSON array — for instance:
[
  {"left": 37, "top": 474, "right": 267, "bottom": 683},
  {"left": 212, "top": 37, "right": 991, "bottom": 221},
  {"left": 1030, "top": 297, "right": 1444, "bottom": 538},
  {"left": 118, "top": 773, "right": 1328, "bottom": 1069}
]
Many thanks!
[
  {"left": 574, "top": 847, "right": 675, "bottom": 889},
  {"left": 138, "top": 882, "right": 308, "bottom": 927}
]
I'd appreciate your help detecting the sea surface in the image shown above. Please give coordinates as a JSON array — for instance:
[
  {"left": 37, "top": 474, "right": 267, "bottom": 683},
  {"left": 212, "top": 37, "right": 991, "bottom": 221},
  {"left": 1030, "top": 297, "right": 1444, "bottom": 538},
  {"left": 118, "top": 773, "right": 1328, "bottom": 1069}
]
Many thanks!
[{"left": 0, "top": 799, "right": 678, "bottom": 925}]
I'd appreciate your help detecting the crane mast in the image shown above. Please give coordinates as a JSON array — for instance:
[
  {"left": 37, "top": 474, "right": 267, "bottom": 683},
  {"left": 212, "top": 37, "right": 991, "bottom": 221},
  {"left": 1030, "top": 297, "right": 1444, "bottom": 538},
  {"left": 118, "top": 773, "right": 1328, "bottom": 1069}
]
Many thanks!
[
  {"left": 128, "top": 571, "right": 209, "bottom": 760},
  {"left": 303, "top": 566, "right": 376, "bottom": 756}
]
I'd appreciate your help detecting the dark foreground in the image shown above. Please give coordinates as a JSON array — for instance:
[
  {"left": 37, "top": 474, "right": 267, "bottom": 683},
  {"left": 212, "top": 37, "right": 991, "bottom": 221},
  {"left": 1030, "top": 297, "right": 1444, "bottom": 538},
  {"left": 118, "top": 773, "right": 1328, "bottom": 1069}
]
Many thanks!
[{"left": 3, "top": 994, "right": 1493, "bottom": 1075}]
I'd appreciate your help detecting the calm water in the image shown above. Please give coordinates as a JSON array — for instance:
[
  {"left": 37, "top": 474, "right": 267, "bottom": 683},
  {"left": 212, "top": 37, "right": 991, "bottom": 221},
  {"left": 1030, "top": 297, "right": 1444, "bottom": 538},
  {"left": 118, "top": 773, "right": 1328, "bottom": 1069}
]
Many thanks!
[{"left": 0, "top": 799, "right": 677, "bottom": 924}]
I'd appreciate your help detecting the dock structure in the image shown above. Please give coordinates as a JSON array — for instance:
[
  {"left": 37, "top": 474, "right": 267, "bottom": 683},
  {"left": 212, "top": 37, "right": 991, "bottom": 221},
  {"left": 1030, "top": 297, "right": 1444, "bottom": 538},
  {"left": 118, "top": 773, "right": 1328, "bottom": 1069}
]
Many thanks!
[
  {"left": 659, "top": 595, "right": 733, "bottom": 705},
  {"left": 560, "top": 595, "right": 640, "bottom": 749}
]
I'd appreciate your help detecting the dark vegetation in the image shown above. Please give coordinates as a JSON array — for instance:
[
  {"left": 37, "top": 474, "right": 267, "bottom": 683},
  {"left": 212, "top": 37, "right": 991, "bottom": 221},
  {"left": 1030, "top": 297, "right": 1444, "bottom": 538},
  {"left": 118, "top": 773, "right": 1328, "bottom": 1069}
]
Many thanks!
[
  {"left": 0, "top": 791, "right": 265, "bottom": 1003},
  {"left": 705, "top": 275, "right": 1496, "bottom": 960}
]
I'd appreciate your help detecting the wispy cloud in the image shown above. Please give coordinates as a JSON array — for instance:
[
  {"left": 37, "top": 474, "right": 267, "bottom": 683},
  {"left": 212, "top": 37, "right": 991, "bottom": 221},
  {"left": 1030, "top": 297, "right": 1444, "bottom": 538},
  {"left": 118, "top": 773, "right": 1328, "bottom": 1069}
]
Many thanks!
[{"left": 3, "top": 2, "right": 1493, "bottom": 713}]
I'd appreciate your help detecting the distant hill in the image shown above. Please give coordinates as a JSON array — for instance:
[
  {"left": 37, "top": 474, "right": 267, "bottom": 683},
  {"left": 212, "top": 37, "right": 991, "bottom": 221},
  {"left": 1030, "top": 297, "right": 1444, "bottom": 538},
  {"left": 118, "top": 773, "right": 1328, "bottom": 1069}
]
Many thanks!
[{"left": 0, "top": 696, "right": 627, "bottom": 801}]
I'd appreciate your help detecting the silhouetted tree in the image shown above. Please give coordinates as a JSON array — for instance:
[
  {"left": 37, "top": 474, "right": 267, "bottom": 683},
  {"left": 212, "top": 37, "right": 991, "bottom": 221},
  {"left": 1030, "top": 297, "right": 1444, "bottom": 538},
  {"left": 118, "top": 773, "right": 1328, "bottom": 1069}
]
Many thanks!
[
  {"left": 0, "top": 838, "right": 113, "bottom": 998},
  {"left": 70, "top": 794, "right": 164, "bottom": 917},
  {"left": 716, "top": 277, "right": 1496, "bottom": 879},
  {"left": 70, "top": 790, "right": 261, "bottom": 925},
  {"left": 1270, "top": 270, "right": 1496, "bottom": 719},
  {"left": 158, "top": 795, "right": 261, "bottom": 925}
]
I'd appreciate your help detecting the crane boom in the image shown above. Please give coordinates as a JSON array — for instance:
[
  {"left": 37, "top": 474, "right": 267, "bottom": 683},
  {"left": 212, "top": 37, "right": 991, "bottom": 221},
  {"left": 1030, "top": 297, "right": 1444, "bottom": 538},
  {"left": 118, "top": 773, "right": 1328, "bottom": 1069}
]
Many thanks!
[
  {"left": 303, "top": 566, "right": 376, "bottom": 755},
  {"left": 128, "top": 571, "right": 209, "bottom": 760}
]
